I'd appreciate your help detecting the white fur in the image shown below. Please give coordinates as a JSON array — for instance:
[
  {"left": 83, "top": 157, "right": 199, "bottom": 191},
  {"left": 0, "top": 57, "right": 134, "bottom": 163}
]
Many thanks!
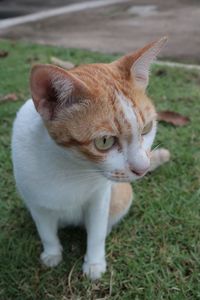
[
  {"left": 99, "top": 93, "right": 156, "bottom": 182},
  {"left": 12, "top": 99, "right": 113, "bottom": 280},
  {"left": 12, "top": 96, "right": 156, "bottom": 280}
]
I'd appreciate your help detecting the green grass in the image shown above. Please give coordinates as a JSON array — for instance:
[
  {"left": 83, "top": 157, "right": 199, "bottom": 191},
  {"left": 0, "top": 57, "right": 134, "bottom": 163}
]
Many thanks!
[{"left": 0, "top": 39, "right": 200, "bottom": 300}]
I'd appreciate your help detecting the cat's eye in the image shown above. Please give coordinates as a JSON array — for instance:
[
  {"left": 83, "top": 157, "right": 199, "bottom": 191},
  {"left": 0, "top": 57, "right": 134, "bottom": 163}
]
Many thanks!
[
  {"left": 142, "top": 121, "right": 153, "bottom": 135},
  {"left": 94, "top": 136, "right": 116, "bottom": 151}
]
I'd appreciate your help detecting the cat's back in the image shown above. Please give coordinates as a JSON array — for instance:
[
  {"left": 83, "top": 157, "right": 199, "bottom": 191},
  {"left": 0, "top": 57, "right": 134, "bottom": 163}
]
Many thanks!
[
  {"left": 12, "top": 99, "right": 48, "bottom": 173},
  {"left": 12, "top": 99, "right": 59, "bottom": 206},
  {"left": 12, "top": 99, "right": 43, "bottom": 146}
]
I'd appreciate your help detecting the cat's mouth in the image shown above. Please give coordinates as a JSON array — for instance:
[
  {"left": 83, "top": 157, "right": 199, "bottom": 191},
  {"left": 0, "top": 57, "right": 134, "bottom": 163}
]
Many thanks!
[{"left": 103, "top": 171, "right": 142, "bottom": 183}]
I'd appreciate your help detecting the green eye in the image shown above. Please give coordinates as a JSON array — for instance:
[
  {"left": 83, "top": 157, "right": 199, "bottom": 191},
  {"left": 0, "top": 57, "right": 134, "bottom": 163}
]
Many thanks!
[
  {"left": 94, "top": 136, "right": 116, "bottom": 151},
  {"left": 142, "top": 121, "right": 153, "bottom": 135}
]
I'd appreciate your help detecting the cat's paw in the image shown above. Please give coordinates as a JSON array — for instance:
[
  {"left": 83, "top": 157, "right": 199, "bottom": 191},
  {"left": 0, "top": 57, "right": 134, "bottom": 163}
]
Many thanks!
[
  {"left": 157, "top": 148, "right": 170, "bottom": 163},
  {"left": 149, "top": 148, "right": 170, "bottom": 171},
  {"left": 82, "top": 260, "right": 106, "bottom": 280},
  {"left": 40, "top": 251, "right": 62, "bottom": 267}
]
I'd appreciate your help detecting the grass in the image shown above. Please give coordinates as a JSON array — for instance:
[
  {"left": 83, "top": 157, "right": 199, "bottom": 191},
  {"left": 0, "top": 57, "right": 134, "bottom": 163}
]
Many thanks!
[{"left": 0, "top": 39, "right": 200, "bottom": 300}]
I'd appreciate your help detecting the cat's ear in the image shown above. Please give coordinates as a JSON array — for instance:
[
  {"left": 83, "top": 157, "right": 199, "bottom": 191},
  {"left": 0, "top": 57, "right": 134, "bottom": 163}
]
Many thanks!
[
  {"left": 30, "top": 64, "right": 88, "bottom": 120},
  {"left": 115, "top": 37, "right": 167, "bottom": 89}
]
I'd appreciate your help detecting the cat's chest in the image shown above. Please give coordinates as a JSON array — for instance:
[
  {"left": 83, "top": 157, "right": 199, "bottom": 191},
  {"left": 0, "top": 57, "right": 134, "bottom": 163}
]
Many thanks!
[
  {"left": 35, "top": 170, "right": 101, "bottom": 208},
  {"left": 33, "top": 151, "right": 107, "bottom": 201},
  {"left": 36, "top": 173, "right": 108, "bottom": 226}
]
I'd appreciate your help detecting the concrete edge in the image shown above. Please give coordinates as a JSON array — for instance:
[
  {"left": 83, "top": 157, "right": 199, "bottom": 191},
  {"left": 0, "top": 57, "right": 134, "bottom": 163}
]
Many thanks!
[
  {"left": 0, "top": 0, "right": 130, "bottom": 30},
  {"left": 155, "top": 60, "right": 200, "bottom": 71}
]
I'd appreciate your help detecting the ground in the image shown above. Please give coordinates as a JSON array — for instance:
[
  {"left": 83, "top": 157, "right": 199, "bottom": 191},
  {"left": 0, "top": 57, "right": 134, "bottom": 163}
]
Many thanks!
[
  {"left": 0, "top": 0, "right": 200, "bottom": 63},
  {"left": 0, "top": 40, "right": 200, "bottom": 300}
]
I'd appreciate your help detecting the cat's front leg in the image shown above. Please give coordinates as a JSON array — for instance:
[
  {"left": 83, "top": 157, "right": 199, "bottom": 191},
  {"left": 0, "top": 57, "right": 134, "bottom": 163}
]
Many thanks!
[
  {"left": 30, "top": 207, "right": 62, "bottom": 267},
  {"left": 83, "top": 186, "right": 111, "bottom": 280}
]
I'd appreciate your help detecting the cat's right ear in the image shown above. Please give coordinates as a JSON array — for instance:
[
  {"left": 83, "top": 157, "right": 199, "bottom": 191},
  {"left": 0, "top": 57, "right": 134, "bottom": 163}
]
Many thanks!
[
  {"left": 114, "top": 37, "right": 167, "bottom": 89},
  {"left": 30, "top": 64, "right": 88, "bottom": 121}
]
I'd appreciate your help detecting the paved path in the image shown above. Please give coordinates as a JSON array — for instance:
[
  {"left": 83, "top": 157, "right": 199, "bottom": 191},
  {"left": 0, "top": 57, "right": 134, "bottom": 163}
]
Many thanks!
[{"left": 0, "top": 0, "right": 200, "bottom": 63}]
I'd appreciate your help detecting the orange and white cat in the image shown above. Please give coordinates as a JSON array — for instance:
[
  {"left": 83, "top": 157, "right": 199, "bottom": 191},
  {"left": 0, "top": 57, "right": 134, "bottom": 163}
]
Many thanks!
[{"left": 12, "top": 37, "right": 170, "bottom": 280}]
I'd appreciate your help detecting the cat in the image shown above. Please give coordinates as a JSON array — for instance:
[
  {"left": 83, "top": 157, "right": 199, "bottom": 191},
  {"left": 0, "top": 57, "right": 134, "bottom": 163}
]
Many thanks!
[{"left": 12, "top": 37, "right": 170, "bottom": 280}]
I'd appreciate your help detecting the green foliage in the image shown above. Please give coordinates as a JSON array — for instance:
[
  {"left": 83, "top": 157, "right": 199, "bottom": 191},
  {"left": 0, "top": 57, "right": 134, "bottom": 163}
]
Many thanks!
[{"left": 0, "top": 40, "right": 200, "bottom": 300}]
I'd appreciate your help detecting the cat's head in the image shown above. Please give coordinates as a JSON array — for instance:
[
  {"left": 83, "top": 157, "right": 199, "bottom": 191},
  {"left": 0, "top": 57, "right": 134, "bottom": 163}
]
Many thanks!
[{"left": 30, "top": 37, "right": 167, "bottom": 182}]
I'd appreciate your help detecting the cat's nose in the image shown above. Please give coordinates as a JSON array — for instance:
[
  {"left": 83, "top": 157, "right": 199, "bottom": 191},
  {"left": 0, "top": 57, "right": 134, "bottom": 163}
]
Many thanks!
[
  {"left": 130, "top": 167, "right": 149, "bottom": 177},
  {"left": 128, "top": 148, "right": 150, "bottom": 176}
]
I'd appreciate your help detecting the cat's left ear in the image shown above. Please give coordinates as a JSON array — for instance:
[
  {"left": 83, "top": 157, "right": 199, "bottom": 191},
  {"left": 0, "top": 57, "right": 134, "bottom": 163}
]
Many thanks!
[{"left": 115, "top": 37, "right": 167, "bottom": 89}]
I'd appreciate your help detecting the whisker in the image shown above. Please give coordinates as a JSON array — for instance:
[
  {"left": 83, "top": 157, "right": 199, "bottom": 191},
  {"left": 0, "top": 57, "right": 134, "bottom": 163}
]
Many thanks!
[
  {"left": 65, "top": 174, "right": 103, "bottom": 180},
  {"left": 64, "top": 170, "right": 104, "bottom": 178},
  {"left": 151, "top": 143, "right": 162, "bottom": 152},
  {"left": 66, "top": 169, "right": 104, "bottom": 173},
  {"left": 67, "top": 176, "right": 102, "bottom": 185}
]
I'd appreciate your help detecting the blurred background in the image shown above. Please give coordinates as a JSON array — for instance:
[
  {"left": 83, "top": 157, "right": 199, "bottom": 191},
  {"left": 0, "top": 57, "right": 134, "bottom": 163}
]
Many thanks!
[{"left": 0, "top": 0, "right": 200, "bottom": 63}]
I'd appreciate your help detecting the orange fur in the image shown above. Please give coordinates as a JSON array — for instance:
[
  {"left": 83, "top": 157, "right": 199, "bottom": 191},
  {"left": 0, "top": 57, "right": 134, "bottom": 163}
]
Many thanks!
[
  {"left": 110, "top": 183, "right": 133, "bottom": 217},
  {"left": 45, "top": 63, "right": 156, "bottom": 162},
  {"left": 31, "top": 39, "right": 165, "bottom": 163}
]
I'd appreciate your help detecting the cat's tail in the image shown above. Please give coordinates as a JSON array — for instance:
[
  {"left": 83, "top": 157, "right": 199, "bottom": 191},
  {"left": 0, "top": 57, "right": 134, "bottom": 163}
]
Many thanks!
[{"left": 108, "top": 183, "right": 133, "bottom": 235}]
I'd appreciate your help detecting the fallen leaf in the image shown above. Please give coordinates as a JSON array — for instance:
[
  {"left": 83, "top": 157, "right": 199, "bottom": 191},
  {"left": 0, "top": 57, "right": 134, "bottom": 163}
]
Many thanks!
[
  {"left": 0, "top": 93, "right": 18, "bottom": 103},
  {"left": 50, "top": 56, "right": 75, "bottom": 70},
  {"left": 157, "top": 110, "right": 190, "bottom": 126},
  {"left": 0, "top": 50, "right": 8, "bottom": 58}
]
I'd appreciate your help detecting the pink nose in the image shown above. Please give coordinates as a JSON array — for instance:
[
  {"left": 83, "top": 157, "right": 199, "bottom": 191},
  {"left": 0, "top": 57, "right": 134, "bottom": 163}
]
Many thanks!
[{"left": 130, "top": 167, "right": 149, "bottom": 176}]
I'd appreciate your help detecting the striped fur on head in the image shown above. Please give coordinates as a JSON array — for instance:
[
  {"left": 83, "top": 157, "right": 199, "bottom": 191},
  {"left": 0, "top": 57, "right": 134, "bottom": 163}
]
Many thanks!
[{"left": 30, "top": 37, "right": 167, "bottom": 182}]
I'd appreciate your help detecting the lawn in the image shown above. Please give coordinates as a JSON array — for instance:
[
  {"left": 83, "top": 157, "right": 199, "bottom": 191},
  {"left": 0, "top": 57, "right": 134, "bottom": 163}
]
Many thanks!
[{"left": 0, "top": 39, "right": 200, "bottom": 300}]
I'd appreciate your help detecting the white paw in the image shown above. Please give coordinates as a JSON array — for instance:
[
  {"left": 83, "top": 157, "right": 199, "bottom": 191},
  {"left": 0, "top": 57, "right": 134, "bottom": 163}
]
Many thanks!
[
  {"left": 82, "top": 260, "right": 106, "bottom": 280},
  {"left": 158, "top": 148, "right": 170, "bottom": 163},
  {"left": 40, "top": 251, "right": 62, "bottom": 267}
]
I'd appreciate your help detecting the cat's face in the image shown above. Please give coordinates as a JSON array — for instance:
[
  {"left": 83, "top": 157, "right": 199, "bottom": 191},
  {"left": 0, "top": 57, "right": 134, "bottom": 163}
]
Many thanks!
[{"left": 30, "top": 37, "right": 167, "bottom": 182}]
